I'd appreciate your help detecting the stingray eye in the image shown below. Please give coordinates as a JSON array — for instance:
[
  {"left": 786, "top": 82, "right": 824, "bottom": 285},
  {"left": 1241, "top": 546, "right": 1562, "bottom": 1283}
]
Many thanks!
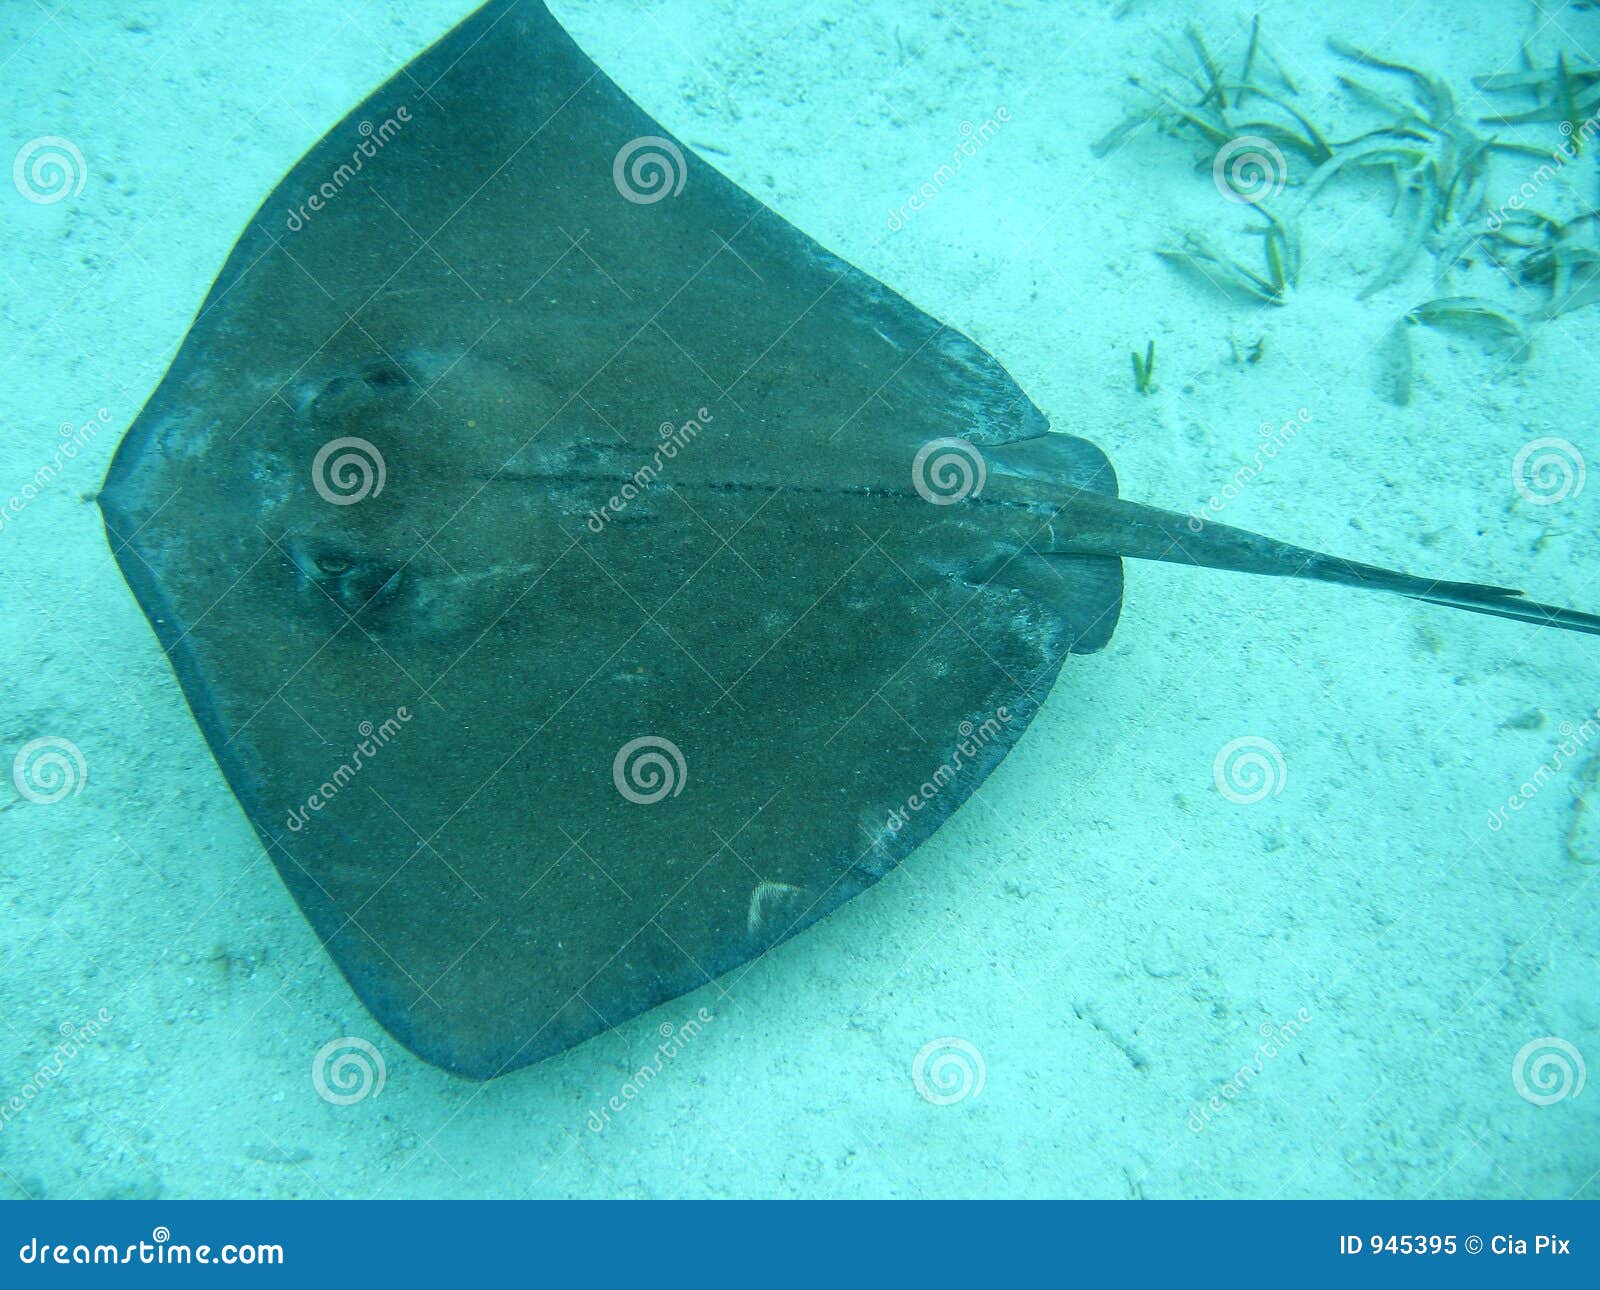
[
  {"left": 322, "top": 558, "right": 405, "bottom": 617},
  {"left": 289, "top": 543, "right": 401, "bottom": 616}
]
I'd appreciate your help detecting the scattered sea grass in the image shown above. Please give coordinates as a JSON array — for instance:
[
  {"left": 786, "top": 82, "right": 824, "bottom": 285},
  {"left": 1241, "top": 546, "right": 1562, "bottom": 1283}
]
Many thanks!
[
  {"left": 1377, "top": 317, "right": 1416, "bottom": 405},
  {"left": 1360, "top": 169, "right": 1434, "bottom": 297},
  {"left": 1239, "top": 14, "right": 1263, "bottom": 95},
  {"left": 1220, "top": 84, "right": 1336, "bottom": 164},
  {"left": 1159, "top": 205, "right": 1297, "bottom": 305},
  {"left": 1297, "top": 136, "right": 1430, "bottom": 207},
  {"left": 1101, "top": 21, "right": 1599, "bottom": 392},
  {"left": 1408, "top": 296, "right": 1530, "bottom": 353},
  {"left": 1477, "top": 51, "right": 1600, "bottom": 141},
  {"left": 1336, "top": 75, "right": 1425, "bottom": 126},
  {"left": 1517, "top": 234, "right": 1600, "bottom": 317},
  {"left": 1381, "top": 295, "right": 1535, "bottom": 404},
  {"left": 1227, "top": 335, "right": 1267, "bottom": 365},
  {"left": 1159, "top": 233, "right": 1285, "bottom": 304},
  {"left": 1092, "top": 18, "right": 1327, "bottom": 164},
  {"left": 1473, "top": 62, "right": 1600, "bottom": 95},
  {"left": 1328, "top": 37, "right": 1456, "bottom": 127},
  {"left": 1310, "top": 36, "right": 1584, "bottom": 298},
  {"left": 1186, "top": 24, "right": 1229, "bottom": 111},
  {"left": 1131, "top": 339, "right": 1157, "bottom": 393},
  {"left": 1257, "top": 205, "right": 1300, "bottom": 287},
  {"left": 1481, "top": 209, "right": 1600, "bottom": 318}
]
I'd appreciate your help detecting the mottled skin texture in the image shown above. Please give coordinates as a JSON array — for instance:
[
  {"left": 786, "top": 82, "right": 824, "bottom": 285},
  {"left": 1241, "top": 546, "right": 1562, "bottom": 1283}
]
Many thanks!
[{"left": 101, "top": 0, "right": 1598, "bottom": 1077}]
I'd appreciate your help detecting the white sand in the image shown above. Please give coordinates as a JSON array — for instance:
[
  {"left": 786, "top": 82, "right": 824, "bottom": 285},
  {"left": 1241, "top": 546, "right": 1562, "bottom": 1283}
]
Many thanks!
[{"left": 1, "top": 0, "right": 1596, "bottom": 1198}]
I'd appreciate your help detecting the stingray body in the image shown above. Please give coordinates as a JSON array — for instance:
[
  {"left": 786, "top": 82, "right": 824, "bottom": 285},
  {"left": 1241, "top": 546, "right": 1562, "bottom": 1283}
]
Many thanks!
[{"left": 100, "top": 0, "right": 1597, "bottom": 1078}]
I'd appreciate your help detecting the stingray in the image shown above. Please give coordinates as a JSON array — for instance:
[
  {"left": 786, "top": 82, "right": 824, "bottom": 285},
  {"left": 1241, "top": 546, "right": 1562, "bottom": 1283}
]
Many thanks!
[{"left": 99, "top": 0, "right": 1599, "bottom": 1079}]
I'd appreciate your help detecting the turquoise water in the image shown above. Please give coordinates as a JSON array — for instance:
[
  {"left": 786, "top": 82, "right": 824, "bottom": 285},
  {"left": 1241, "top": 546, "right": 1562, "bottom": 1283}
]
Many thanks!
[{"left": 2, "top": 0, "right": 1597, "bottom": 1198}]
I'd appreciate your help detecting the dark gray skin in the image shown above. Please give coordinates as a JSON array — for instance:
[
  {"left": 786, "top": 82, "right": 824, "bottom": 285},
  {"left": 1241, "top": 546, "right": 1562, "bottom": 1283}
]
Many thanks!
[{"left": 100, "top": 0, "right": 1597, "bottom": 1079}]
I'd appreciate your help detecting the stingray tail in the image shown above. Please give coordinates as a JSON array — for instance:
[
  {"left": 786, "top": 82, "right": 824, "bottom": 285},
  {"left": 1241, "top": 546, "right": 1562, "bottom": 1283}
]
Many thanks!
[{"left": 1052, "top": 495, "right": 1600, "bottom": 637}]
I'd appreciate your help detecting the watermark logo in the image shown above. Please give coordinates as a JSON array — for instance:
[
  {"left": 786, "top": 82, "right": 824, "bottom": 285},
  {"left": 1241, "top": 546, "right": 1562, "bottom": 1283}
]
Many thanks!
[
  {"left": 0, "top": 407, "right": 112, "bottom": 538},
  {"left": 1511, "top": 1036, "right": 1585, "bottom": 1106},
  {"left": 18, "top": 1226, "right": 282, "bottom": 1266},
  {"left": 1485, "top": 104, "right": 1600, "bottom": 232},
  {"left": 1512, "top": 436, "right": 1585, "bottom": 506},
  {"left": 613, "top": 136, "right": 686, "bottom": 204},
  {"left": 312, "top": 436, "right": 386, "bottom": 505},
  {"left": 13, "top": 136, "right": 86, "bottom": 205},
  {"left": 12, "top": 737, "right": 86, "bottom": 804},
  {"left": 1212, "top": 135, "right": 1287, "bottom": 205},
  {"left": 312, "top": 1036, "right": 386, "bottom": 1105},
  {"left": 1212, "top": 735, "right": 1286, "bottom": 805},
  {"left": 912, "top": 437, "right": 986, "bottom": 505},
  {"left": 612, "top": 736, "right": 687, "bottom": 804},
  {"left": 912, "top": 1036, "right": 986, "bottom": 1105}
]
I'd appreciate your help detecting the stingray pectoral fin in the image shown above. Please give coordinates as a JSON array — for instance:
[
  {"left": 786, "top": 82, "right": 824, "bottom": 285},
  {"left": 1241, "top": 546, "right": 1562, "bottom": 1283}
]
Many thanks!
[{"left": 1052, "top": 494, "right": 1600, "bottom": 637}]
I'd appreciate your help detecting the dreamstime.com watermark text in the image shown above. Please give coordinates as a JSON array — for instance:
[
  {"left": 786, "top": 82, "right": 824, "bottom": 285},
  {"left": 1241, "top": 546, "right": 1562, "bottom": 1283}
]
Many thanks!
[
  {"left": 19, "top": 1228, "right": 282, "bottom": 1266},
  {"left": 283, "top": 708, "right": 411, "bottom": 833},
  {"left": 0, "top": 408, "right": 109, "bottom": 536},
  {"left": 586, "top": 408, "right": 711, "bottom": 533},
  {"left": 885, "top": 708, "right": 1012, "bottom": 835},
  {"left": 0, "top": 1010, "right": 112, "bottom": 1132},
  {"left": 1487, "top": 705, "right": 1600, "bottom": 832},
  {"left": 886, "top": 109, "right": 1011, "bottom": 232},
  {"left": 1188, "top": 1007, "right": 1312, "bottom": 1132},
  {"left": 586, "top": 1007, "right": 713, "bottom": 1132},
  {"left": 284, "top": 108, "right": 411, "bottom": 232}
]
